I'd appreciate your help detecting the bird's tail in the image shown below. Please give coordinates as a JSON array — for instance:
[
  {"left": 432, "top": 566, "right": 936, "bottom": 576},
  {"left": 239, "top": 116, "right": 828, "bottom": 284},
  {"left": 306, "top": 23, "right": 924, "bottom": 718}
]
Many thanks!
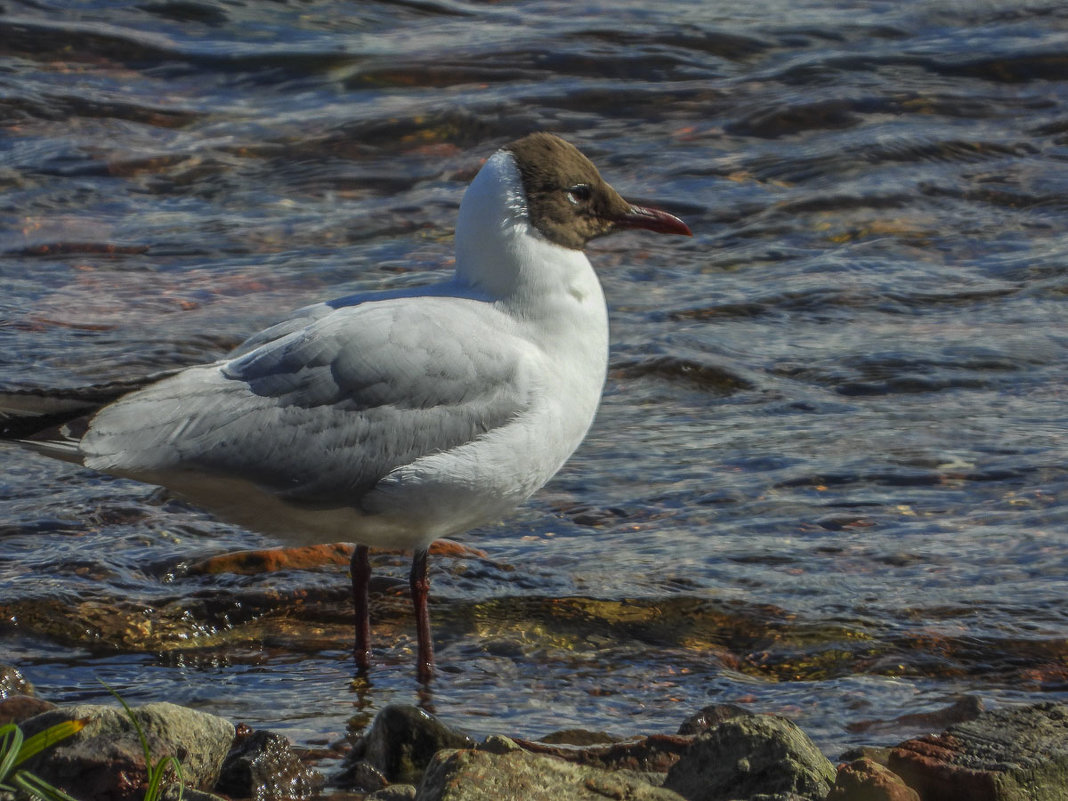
[{"left": 0, "top": 371, "right": 179, "bottom": 456}]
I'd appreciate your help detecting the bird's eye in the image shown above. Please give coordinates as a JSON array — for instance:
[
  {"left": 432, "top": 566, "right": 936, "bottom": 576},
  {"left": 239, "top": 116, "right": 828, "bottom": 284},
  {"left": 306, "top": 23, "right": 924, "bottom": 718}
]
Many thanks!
[{"left": 566, "top": 184, "right": 592, "bottom": 205}]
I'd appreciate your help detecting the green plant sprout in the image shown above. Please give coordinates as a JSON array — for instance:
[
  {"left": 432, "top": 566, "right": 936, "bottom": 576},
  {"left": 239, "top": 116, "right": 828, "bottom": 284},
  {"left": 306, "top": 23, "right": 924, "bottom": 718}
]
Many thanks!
[
  {"left": 0, "top": 718, "right": 84, "bottom": 801},
  {"left": 101, "top": 683, "right": 184, "bottom": 801}
]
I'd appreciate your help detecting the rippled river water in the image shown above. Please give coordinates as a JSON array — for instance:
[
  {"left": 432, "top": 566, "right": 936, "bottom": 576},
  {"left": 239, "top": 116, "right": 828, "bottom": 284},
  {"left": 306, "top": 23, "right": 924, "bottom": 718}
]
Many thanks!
[{"left": 1, "top": 0, "right": 1066, "bottom": 770}]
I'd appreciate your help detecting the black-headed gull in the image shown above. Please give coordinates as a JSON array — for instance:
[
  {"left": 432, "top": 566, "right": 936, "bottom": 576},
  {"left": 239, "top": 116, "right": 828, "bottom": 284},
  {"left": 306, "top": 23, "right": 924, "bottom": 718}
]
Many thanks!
[{"left": 8, "top": 133, "right": 691, "bottom": 681}]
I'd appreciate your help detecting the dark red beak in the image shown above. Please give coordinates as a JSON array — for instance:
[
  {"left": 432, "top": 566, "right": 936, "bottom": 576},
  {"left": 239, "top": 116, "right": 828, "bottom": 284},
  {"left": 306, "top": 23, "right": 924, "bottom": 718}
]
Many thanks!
[{"left": 615, "top": 203, "right": 692, "bottom": 237}]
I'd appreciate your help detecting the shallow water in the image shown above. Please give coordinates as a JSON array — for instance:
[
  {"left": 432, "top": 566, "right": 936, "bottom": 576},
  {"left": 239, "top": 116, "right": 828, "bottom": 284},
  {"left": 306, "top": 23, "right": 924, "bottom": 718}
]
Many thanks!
[{"left": 1, "top": 0, "right": 1066, "bottom": 770}]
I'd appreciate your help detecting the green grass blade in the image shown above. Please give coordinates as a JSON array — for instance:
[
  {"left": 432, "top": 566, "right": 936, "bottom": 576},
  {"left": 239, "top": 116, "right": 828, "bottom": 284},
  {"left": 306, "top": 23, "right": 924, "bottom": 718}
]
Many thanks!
[
  {"left": 99, "top": 681, "right": 186, "bottom": 800},
  {"left": 13, "top": 768, "right": 82, "bottom": 801},
  {"left": 99, "top": 681, "right": 153, "bottom": 764},
  {"left": 145, "top": 754, "right": 184, "bottom": 801},
  {"left": 0, "top": 723, "right": 24, "bottom": 781},
  {"left": 17, "top": 719, "right": 86, "bottom": 766}
]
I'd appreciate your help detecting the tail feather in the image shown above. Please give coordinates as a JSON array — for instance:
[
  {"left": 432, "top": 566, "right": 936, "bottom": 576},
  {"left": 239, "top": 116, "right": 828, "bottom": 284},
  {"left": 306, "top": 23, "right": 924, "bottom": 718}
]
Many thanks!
[{"left": 0, "top": 370, "right": 180, "bottom": 442}]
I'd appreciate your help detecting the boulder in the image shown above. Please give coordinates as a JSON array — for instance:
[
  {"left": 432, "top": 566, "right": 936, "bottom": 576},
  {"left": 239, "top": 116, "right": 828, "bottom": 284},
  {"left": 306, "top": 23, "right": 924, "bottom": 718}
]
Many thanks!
[
  {"left": 664, "top": 713, "right": 836, "bottom": 801},
  {"left": 338, "top": 705, "right": 475, "bottom": 792},
  {"left": 416, "top": 747, "right": 685, "bottom": 801},
  {"left": 17, "top": 702, "right": 234, "bottom": 801},
  {"left": 888, "top": 702, "right": 1068, "bottom": 801}
]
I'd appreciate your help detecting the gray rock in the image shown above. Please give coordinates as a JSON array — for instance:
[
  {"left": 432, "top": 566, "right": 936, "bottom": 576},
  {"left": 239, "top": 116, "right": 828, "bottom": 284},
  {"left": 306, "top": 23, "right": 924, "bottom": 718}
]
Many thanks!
[
  {"left": 215, "top": 728, "right": 324, "bottom": 799},
  {"left": 888, "top": 701, "right": 1068, "bottom": 801},
  {"left": 339, "top": 705, "right": 475, "bottom": 792},
  {"left": 664, "top": 714, "right": 836, "bottom": 801},
  {"left": 17, "top": 701, "right": 235, "bottom": 801},
  {"left": 416, "top": 748, "right": 687, "bottom": 801}
]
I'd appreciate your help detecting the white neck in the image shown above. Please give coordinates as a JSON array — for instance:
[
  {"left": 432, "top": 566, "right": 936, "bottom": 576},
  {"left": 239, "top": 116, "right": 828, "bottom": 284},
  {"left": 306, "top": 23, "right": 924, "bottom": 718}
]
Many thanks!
[{"left": 453, "top": 148, "right": 610, "bottom": 474}]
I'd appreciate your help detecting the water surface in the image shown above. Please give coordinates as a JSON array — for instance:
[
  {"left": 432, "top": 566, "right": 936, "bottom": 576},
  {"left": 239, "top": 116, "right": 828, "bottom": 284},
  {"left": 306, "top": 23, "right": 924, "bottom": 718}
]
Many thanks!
[{"left": 1, "top": 0, "right": 1066, "bottom": 768}]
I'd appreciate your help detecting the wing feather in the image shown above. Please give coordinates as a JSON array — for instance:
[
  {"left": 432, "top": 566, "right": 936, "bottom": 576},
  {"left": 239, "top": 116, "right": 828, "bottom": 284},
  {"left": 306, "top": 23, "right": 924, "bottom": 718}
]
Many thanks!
[{"left": 81, "top": 297, "right": 534, "bottom": 506}]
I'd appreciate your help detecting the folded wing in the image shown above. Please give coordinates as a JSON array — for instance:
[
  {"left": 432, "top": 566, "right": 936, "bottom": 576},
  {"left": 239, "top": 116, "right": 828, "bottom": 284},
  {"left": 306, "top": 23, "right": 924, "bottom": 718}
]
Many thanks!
[{"left": 81, "top": 297, "right": 534, "bottom": 507}]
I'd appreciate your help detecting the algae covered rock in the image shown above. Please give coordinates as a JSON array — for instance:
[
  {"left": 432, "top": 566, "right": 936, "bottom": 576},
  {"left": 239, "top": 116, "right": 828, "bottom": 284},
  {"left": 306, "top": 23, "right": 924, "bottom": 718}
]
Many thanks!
[
  {"left": 417, "top": 747, "right": 685, "bottom": 801},
  {"left": 17, "top": 701, "right": 235, "bottom": 801},
  {"left": 888, "top": 701, "right": 1068, "bottom": 801},
  {"left": 664, "top": 713, "right": 836, "bottom": 801}
]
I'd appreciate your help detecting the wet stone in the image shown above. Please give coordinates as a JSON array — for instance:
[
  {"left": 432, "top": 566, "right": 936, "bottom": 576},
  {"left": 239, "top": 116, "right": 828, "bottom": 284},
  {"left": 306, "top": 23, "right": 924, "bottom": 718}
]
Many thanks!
[
  {"left": 888, "top": 701, "right": 1068, "bottom": 801},
  {"left": 0, "top": 665, "right": 34, "bottom": 698},
  {"left": 664, "top": 712, "right": 836, "bottom": 801},
  {"left": 846, "top": 696, "right": 984, "bottom": 736},
  {"left": 17, "top": 702, "right": 235, "bottom": 801},
  {"left": 215, "top": 728, "right": 324, "bottom": 800},
  {"left": 338, "top": 705, "right": 475, "bottom": 792}
]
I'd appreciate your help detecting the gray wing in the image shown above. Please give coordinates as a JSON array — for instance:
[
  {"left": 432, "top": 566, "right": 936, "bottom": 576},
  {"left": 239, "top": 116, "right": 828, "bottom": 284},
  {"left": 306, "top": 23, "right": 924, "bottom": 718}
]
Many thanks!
[
  {"left": 81, "top": 297, "right": 533, "bottom": 506},
  {"left": 228, "top": 280, "right": 478, "bottom": 357}
]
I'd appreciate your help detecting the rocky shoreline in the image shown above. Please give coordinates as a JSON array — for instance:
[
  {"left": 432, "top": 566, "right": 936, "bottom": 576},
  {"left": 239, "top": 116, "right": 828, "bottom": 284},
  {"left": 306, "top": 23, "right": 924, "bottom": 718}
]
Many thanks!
[{"left": 2, "top": 665, "right": 1066, "bottom": 801}]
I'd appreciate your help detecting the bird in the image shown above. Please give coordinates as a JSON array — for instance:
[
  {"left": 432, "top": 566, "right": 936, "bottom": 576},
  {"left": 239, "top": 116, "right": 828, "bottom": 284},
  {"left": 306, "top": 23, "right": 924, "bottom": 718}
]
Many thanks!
[{"left": 2, "top": 132, "right": 691, "bottom": 682}]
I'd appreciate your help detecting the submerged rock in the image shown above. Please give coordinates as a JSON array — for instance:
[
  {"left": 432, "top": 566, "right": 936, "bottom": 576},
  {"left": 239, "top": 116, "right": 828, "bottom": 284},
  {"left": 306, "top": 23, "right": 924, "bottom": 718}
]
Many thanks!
[
  {"left": 888, "top": 701, "right": 1068, "bottom": 801},
  {"left": 185, "top": 543, "right": 355, "bottom": 575},
  {"left": 17, "top": 701, "right": 235, "bottom": 801},
  {"left": 846, "top": 696, "right": 984, "bottom": 736},
  {"left": 664, "top": 712, "right": 836, "bottom": 801},
  {"left": 215, "top": 727, "right": 324, "bottom": 799},
  {"left": 417, "top": 747, "right": 685, "bottom": 801}
]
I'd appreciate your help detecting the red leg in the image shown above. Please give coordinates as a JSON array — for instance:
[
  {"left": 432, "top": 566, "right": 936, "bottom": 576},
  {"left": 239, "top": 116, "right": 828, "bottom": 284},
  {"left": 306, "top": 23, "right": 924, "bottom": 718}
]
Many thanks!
[
  {"left": 351, "top": 545, "right": 371, "bottom": 672},
  {"left": 410, "top": 548, "right": 434, "bottom": 683}
]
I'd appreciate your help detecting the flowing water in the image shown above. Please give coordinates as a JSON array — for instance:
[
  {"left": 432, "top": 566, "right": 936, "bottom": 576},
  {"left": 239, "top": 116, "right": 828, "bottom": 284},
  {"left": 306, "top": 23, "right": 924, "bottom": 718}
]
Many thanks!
[{"left": 1, "top": 0, "right": 1066, "bottom": 772}]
